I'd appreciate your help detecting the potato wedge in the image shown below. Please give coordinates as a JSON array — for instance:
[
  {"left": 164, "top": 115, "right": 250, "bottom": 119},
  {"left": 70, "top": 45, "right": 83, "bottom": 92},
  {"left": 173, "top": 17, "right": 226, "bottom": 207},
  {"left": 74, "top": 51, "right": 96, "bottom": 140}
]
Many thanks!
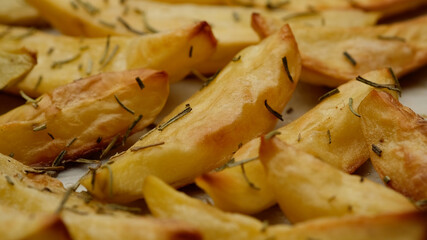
[
  {"left": 27, "top": 0, "right": 379, "bottom": 74},
  {"left": 259, "top": 136, "right": 415, "bottom": 223},
  {"left": 351, "top": 0, "right": 427, "bottom": 17},
  {"left": 252, "top": 13, "right": 427, "bottom": 87},
  {"left": 0, "top": 68, "right": 169, "bottom": 167},
  {"left": 0, "top": 22, "right": 216, "bottom": 96},
  {"left": 0, "top": 49, "right": 36, "bottom": 89},
  {"left": 0, "top": 157, "right": 202, "bottom": 240},
  {"left": 0, "top": 0, "right": 45, "bottom": 26},
  {"left": 268, "top": 211, "right": 427, "bottom": 240},
  {"left": 81, "top": 24, "right": 301, "bottom": 203},
  {"left": 196, "top": 68, "right": 398, "bottom": 215},
  {"left": 143, "top": 175, "right": 265, "bottom": 240},
  {"left": 359, "top": 90, "right": 427, "bottom": 204}
]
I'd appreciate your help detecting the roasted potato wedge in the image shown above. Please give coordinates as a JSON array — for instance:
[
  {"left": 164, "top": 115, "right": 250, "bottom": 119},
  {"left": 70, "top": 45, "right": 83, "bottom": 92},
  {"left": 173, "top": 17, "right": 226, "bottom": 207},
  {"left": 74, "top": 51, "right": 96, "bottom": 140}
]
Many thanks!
[
  {"left": 0, "top": 0, "right": 45, "bottom": 26},
  {"left": 81, "top": 24, "right": 301, "bottom": 203},
  {"left": 259, "top": 136, "right": 415, "bottom": 223},
  {"left": 0, "top": 68, "right": 168, "bottom": 167},
  {"left": 28, "top": 0, "right": 379, "bottom": 74},
  {"left": 268, "top": 211, "right": 427, "bottom": 240},
  {"left": 143, "top": 175, "right": 265, "bottom": 240},
  {"left": 0, "top": 206, "right": 70, "bottom": 240},
  {"left": 359, "top": 90, "right": 427, "bottom": 204},
  {"left": 196, "top": 68, "right": 398, "bottom": 215},
  {"left": 252, "top": 14, "right": 427, "bottom": 87},
  {"left": 0, "top": 49, "right": 36, "bottom": 89},
  {"left": 351, "top": 0, "right": 427, "bottom": 17},
  {"left": 0, "top": 22, "right": 216, "bottom": 96}
]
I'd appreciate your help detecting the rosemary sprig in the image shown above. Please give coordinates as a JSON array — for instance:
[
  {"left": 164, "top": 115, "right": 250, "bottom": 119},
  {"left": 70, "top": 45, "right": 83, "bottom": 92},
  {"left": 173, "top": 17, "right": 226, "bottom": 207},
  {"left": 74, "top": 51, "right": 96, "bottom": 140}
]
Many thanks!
[
  {"left": 105, "top": 204, "right": 142, "bottom": 213},
  {"left": 99, "top": 44, "right": 119, "bottom": 69},
  {"left": 75, "top": 0, "right": 100, "bottom": 15},
  {"left": 135, "top": 77, "right": 145, "bottom": 90},
  {"left": 189, "top": 46, "right": 193, "bottom": 58},
  {"left": 141, "top": 11, "right": 158, "bottom": 33},
  {"left": 356, "top": 76, "right": 401, "bottom": 94},
  {"left": 241, "top": 164, "right": 260, "bottom": 190},
  {"left": 48, "top": 133, "right": 55, "bottom": 139},
  {"left": 34, "top": 75, "right": 43, "bottom": 91},
  {"left": 122, "top": 114, "right": 143, "bottom": 145},
  {"left": 33, "top": 123, "right": 47, "bottom": 132},
  {"left": 225, "top": 156, "right": 258, "bottom": 169},
  {"left": 388, "top": 67, "right": 401, "bottom": 96},
  {"left": 343, "top": 51, "right": 357, "bottom": 66},
  {"left": 282, "top": 9, "right": 318, "bottom": 20},
  {"left": 266, "top": 0, "right": 289, "bottom": 10},
  {"left": 33, "top": 166, "right": 65, "bottom": 171},
  {"left": 232, "top": 55, "right": 241, "bottom": 62},
  {"left": 383, "top": 175, "right": 391, "bottom": 184},
  {"left": 99, "top": 36, "right": 111, "bottom": 64},
  {"left": 52, "top": 150, "right": 67, "bottom": 166},
  {"left": 265, "top": 100, "right": 283, "bottom": 121},
  {"left": 114, "top": 94, "right": 134, "bottom": 115},
  {"left": 372, "top": 144, "right": 382, "bottom": 157},
  {"left": 282, "top": 56, "right": 294, "bottom": 83},
  {"left": 377, "top": 35, "right": 405, "bottom": 42},
  {"left": 55, "top": 181, "right": 80, "bottom": 213},
  {"left": 318, "top": 88, "right": 339, "bottom": 102},
  {"left": 348, "top": 98, "right": 361, "bottom": 117},
  {"left": 130, "top": 142, "right": 165, "bottom": 152},
  {"left": 20, "top": 90, "right": 41, "bottom": 108},
  {"left": 51, "top": 53, "right": 81, "bottom": 69},
  {"left": 201, "top": 70, "right": 221, "bottom": 89},
  {"left": 232, "top": 11, "right": 240, "bottom": 22},
  {"left": 67, "top": 158, "right": 101, "bottom": 164},
  {"left": 265, "top": 130, "right": 281, "bottom": 139},
  {"left": 5, "top": 175, "right": 14, "bottom": 186},
  {"left": 158, "top": 104, "right": 192, "bottom": 131},
  {"left": 138, "top": 127, "right": 156, "bottom": 141},
  {"left": 100, "top": 135, "right": 119, "bottom": 159},
  {"left": 99, "top": 20, "right": 116, "bottom": 29},
  {"left": 327, "top": 129, "right": 331, "bottom": 144},
  {"left": 67, "top": 137, "right": 77, "bottom": 148},
  {"left": 117, "top": 17, "right": 145, "bottom": 35}
]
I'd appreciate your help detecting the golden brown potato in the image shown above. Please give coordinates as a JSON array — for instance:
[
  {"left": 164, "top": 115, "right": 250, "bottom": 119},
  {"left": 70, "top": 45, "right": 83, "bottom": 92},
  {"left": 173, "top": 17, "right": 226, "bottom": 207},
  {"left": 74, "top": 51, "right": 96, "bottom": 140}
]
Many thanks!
[
  {"left": 0, "top": 156, "right": 202, "bottom": 240},
  {"left": 0, "top": 22, "right": 216, "bottom": 96},
  {"left": 81, "top": 24, "right": 301, "bottom": 203},
  {"left": 259, "top": 136, "right": 415, "bottom": 223},
  {"left": 351, "top": 0, "right": 427, "bottom": 17},
  {"left": 359, "top": 90, "right": 427, "bottom": 204},
  {"left": 0, "top": 0, "right": 45, "bottom": 26},
  {"left": 252, "top": 13, "right": 427, "bottom": 87},
  {"left": 196, "top": 68, "right": 398, "bottom": 215},
  {"left": 0, "top": 49, "right": 36, "bottom": 89},
  {"left": 0, "top": 68, "right": 169, "bottom": 167},
  {"left": 143, "top": 175, "right": 266, "bottom": 240},
  {"left": 268, "top": 211, "right": 427, "bottom": 240},
  {"left": 0, "top": 206, "right": 70, "bottom": 240},
  {"left": 27, "top": 0, "right": 379, "bottom": 74}
]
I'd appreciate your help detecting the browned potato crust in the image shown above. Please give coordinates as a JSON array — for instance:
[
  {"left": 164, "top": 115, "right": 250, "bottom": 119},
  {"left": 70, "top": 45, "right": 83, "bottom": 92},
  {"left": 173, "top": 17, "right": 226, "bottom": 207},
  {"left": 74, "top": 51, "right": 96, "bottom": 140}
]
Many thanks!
[
  {"left": 0, "top": 68, "right": 169, "bottom": 166},
  {"left": 359, "top": 90, "right": 427, "bottom": 204}
]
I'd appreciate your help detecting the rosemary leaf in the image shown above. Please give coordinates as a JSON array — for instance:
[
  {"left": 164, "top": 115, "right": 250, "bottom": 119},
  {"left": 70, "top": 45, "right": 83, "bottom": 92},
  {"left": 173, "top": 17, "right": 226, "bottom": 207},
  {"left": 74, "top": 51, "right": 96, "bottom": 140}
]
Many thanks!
[
  {"left": 318, "top": 88, "right": 339, "bottom": 102},
  {"left": 189, "top": 45, "right": 193, "bottom": 58},
  {"left": 105, "top": 204, "right": 142, "bottom": 213},
  {"left": 135, "top": 77, "right": 145, "bottom": 90},
  {"left": 33, "top": 166, "right": 65, "bottom": 171},
  {"left": 52, "top": 150, "right": 67, "bottom": 166},
  {"left": 34, "top": 75, "right": 43, "bottom": 91},
  {"left": 383, "top": 175, "right": 391, "bottom": 184},
  {"left": 99, "top": 20, "right": 116, "bottom": 29},
  {"left": 5, "top": 175, "right": 14, "bottom": 186},
  {"left": 232, "top": 55, "right": 241, "bottom": 62},
  {"left": 130, "top": 142, "right": 165, "bottom": 152},
  {"left": 343, "top": 51, "right": 357, "bottom": 66},
  {"left": 415, "top": 199, "right": 427, "bottom": 208},
  {"left": 99, "top": 36, "right": 111, "bottom": 64},
  {"left": 388, "top": 67, "right": 401, "bottom": 96},
  {"left": 47, "top": 133, "right": 55, "bottom": 139},
  {"left": 201, "top": 70, "right": 221, "bottom": 89},
  {"left": 297, "top": 133, "right": 301, "bottom": 142},
  {"left": 327, "top": 129, "right": 331, "bottom": 144},
  {"left": 33, "top": 123, "right": 47, "bottom": 132},
  {"left": 122, "top": 114, "right": 143, "bottom": 145},
  {"left": 191, "top": 69, "right": 208, "bottom": 82},
  {"left": 114, "top": 94, "right": 134, "bottom": 115},
  {"left": 138, "top": 127, "right": 156, "bottom": 141},
  {"left": 356, "top": 76, "right": 401, "bottom": 94},
  {"left": 99, "top": 44, "right": 119, "bottom": 69},
  {"left": 158, "top": 104, "right": 192, "bottom": 131},
  {"left": 117, "top": 17, "right": 145, "bottom": 35},
  {"left": 282, "top": 9, "right": 318, "bottom": 20},
  {"left": 68, "top": 158, "right": 101, "bottom": 164},
  {"left": 215, "top": 158, "right": 235, "bottom": 172},
  {"left": 282, "top": 56, "right": 294, "bottom": 83},
  {"left": 241, "top": 164, "right": 260, "bottom": 190},
  {"left": 141, "top": 11, "right": 158, "bottom": 33},
  {"left": 79, "top": 45, "right": 89, "bottom": 51},
  {"left": 265, "top": 130, "right": 281, "bottom": 140},
  {"left": 51, "top": 53, "right": 81, "bottom": 69},
  {"left": 67, "top": 137, "right": 77, "bottom": 148},
  {"left": 348, "top": 98, "right": 361, "bottom": 117},
  {"left": 55, "top": 181, "right": 80, "bottom": 213},
  {"left": 372, "top": 144, "right": 382, "bottom": 157},
  {"left": 266, "top": 0, "right": 290, "bottom": 10},
  {"left": 225, "top": 156, "right": 258, "bottom": 169},
  {"left": 75, "top": 0, "right": 100, "bottom": 15},
  {"left": 20, "top": 90, "right": 41, "bottom": 108},
  {"left": 100, "top": 135, "right": 119, "bottom": 159},
  {"left": 264, "top": 100, "right": 283, "bottom": 121},
  {"left": 47, "top": 47, "right": 55, "bottom": 55},
  {"left": 8, "top": 152, "right": 14, "bottom": 158},
  {"left": 96, "top": 136, "right": 102, "bottom": 143},
  {"left": 377, "top": 35, "right": 405, "bottom": 42}
]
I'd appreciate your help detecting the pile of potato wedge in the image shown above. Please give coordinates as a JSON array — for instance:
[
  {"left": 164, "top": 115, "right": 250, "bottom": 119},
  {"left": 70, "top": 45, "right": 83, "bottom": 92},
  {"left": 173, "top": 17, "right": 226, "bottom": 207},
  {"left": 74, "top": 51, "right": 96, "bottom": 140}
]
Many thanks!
[{"left": 0, "top": 0, "right": 426, "bottom": 239}]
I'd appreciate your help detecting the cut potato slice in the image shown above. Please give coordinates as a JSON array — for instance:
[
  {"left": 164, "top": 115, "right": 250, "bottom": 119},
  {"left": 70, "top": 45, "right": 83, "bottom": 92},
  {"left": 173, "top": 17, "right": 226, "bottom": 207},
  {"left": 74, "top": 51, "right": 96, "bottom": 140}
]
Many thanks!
[
  {"left": 81, "top": 24, "right": 301, "bottom": 203},
  {"left": 252, "top": 13, "right": 427, "bottom": 87},
  {"left": 0, "top": 0, "right": 45, "bottom": 26},
  {"left": 143, "top": 175, "right": 265, "bottom": 240},
  {"left": 0, "top": 22, "right": 216, "bottom": 96},
  {"left": 196, "top": 68, "right": 398, "bottom": 215},
  {"left": 0, "top": 49, "right": 36, "bottom": 90},
  {"left": 27, "top": 0, "right": 379, "bottom": 74},
  {"left": 268, "top": 211, "right": 427, "bottom": 240},
  {"left": 0, "top": 68, "right": 169, "bottom": 167},
  {"left": 259, "top": 136, "right": 415, "bottom": 223},
  {"left": 359, "top": 90, "right": 427, "bottom": 205}
]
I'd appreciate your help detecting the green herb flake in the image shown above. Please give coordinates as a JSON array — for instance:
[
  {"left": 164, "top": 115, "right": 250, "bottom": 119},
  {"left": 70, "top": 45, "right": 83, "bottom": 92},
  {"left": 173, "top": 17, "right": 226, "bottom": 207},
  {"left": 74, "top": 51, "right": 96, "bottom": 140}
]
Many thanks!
[
  {"left": 5, "top": 175, "right": 14, "bottom": 186},
  {"left": 105, "top": 204, "right": 142, "bottom": 213},
  {"left": 377, "top": 35, "right": 405, "bottom": 42},
  {"left": 8, "top": 152, "right": 14, "bottom": 158},
  {"left": 104, "top": 164, "right": 113, "bottom": 197},
  {"left": 100, "top": 135, "right": 119, "bottom": 159},
  {"left": 99, "top": 20, "right": 116, "bottom": 29},
  {"left": 343, "top": 51, "right": 357, "bottom": 66},
  {"left": 282, "top": 9, "right": 318, "bottom": 21},
  {"left": 383, "top": 175, "right": 391, "bottom": 184},
  {"left": 232, "top": 55, "right": 241, "bottom": 62},
  {"left": 356, "top": 76, "right": 401, "bottom": 94},
  {"left": 232, "top": 11, "right": 240, "bottom": 22},
  {"left": 327, "top": 129, "right": 331, "bottom": 144},
  {"left": 117, "top": 17, "right": 145, "bottom": 35},
  {"left": 349, "top": 98, "right": 361, "bottom": 117},
  {"left": 241, "top": 164, "right": 260, "bottom": 190},
  {"left": 52, "top": 150, "right": 67, "bottom": 166},
  {"left": 135, "top": 77, "right": 145, "bottom": 90},
  {"left": 264, "top": 100, "right": 283, "bottom": 121},
  {"left": 33, "top": 166, "right": 65, "bottom": 172},
  {"left": 122, "top": 114, "right": 143, "bottom": 145},
  {"left": 141, "top": 11, "right": 158, "bottom": 33},
  {"left": 388, "top": 67, "right": 401, "bottom": 96},
  {"left": 47, "top": 47, "right": 55, "bottom": 55},
  {"left": 86, "top": 58, "right": 93, "bottom": 76},
  {"left": 33, "top": 123, "right": 47, "bottom": 132},
  {"left": 75, "top": 0, "right": 100, "bottom": 15},
  {"left": 265, "top": 130, "right": 281, "bottom": 140},
  {"left": 114, "top": 94, "right": 135, "bottom": 115},
  {"left": 34, "top": 75, "right": 43, "bottom": 91},
  {"left": 130, "top": 142, "right": 165, "bottom": 152},
  {"left": 48, "top": 133, "right": 55, "bottom": 140},
  {"left": 415, "top": 199, "right": 427, "bottom": 208},
  {"left": 297, "top": 133, "right": 301, "bottom": 142},
  {"left": 99, "top": 44, "right": 119, "bottom": 69},
  {"left": 158, "top": 104, "right": 192, "bottom": 131},
  {"left": 372, "top": 144, "right": 382, "bottom": 157},
  {"left": 67, "top": 137, "right": 77, "bottom": 148},
  {"left": 282, "top": 56, "right": 294, "bottom": 83},
  {"left": 266, "top": 0, "right": 290, "bottom": 10},
  {"left": 99, "top": 36, "right": 111, "bottom": 64},
  {"left": 318, "top": 88, "right": 340, "bottom": 102},
  {"left": 201, "top": 70, "right": 221, "bottom": 89},
  {"left": 51, "top": 53, "right": 81, "bottom": 69},
  {"left": 19, "top": 90, "right": 41, "bottom": 108},
  {"left": 55, "top": 181, "right": 80, "bottom": 213},
  {"left": 189, "top": 45, "right": 193, "bottom": 58},
  {"left": 96, "top": 136, "right": 102, "bottom": 143}
]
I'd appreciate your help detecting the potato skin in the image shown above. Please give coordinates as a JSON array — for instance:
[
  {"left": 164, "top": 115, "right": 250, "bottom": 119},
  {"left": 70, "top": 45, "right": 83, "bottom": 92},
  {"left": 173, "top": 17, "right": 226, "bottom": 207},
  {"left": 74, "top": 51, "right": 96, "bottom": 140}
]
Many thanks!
[
  {"left": 0, "top": 68, "right": 169, "bottom": 166},
  {"left": 359, "top": 90, "right": 427, "bottom": 204}
]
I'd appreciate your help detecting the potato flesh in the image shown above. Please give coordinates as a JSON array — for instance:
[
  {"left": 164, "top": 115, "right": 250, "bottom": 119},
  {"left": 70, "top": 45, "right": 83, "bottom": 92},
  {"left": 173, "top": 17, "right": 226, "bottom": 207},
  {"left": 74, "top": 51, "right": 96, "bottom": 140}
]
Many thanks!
[
  {"left": 0, "top": 50, "right": 35, "bottom": 89},
  {"left": 359, "top": 90, "right": 427, "bottom": 203},
  {"left": 27, "top": 0, "right": 378, "bottom": 74},
  {"left": 259, "top": 137, "right": 415, "bottom": 223},
  {"left": 351, "top": 0, "right": 427, "bottom": 17},
  {"left": 0, "top": 69, "right": 169, "bottom": 166},
  {"left": 196, "top": 68, "right": 398, "bottom": 215},
  {"left": 143, "top": 176, "right": 265, "bottom": 240},
  {"left": 0, "top": 0, "right": 44, "bottom": 26},
  {"left": 81, "top": 24, "right": 301, "bottom": 203},
  {"left": 0, "top": 22, "right": 216, "bottom": 96}
]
